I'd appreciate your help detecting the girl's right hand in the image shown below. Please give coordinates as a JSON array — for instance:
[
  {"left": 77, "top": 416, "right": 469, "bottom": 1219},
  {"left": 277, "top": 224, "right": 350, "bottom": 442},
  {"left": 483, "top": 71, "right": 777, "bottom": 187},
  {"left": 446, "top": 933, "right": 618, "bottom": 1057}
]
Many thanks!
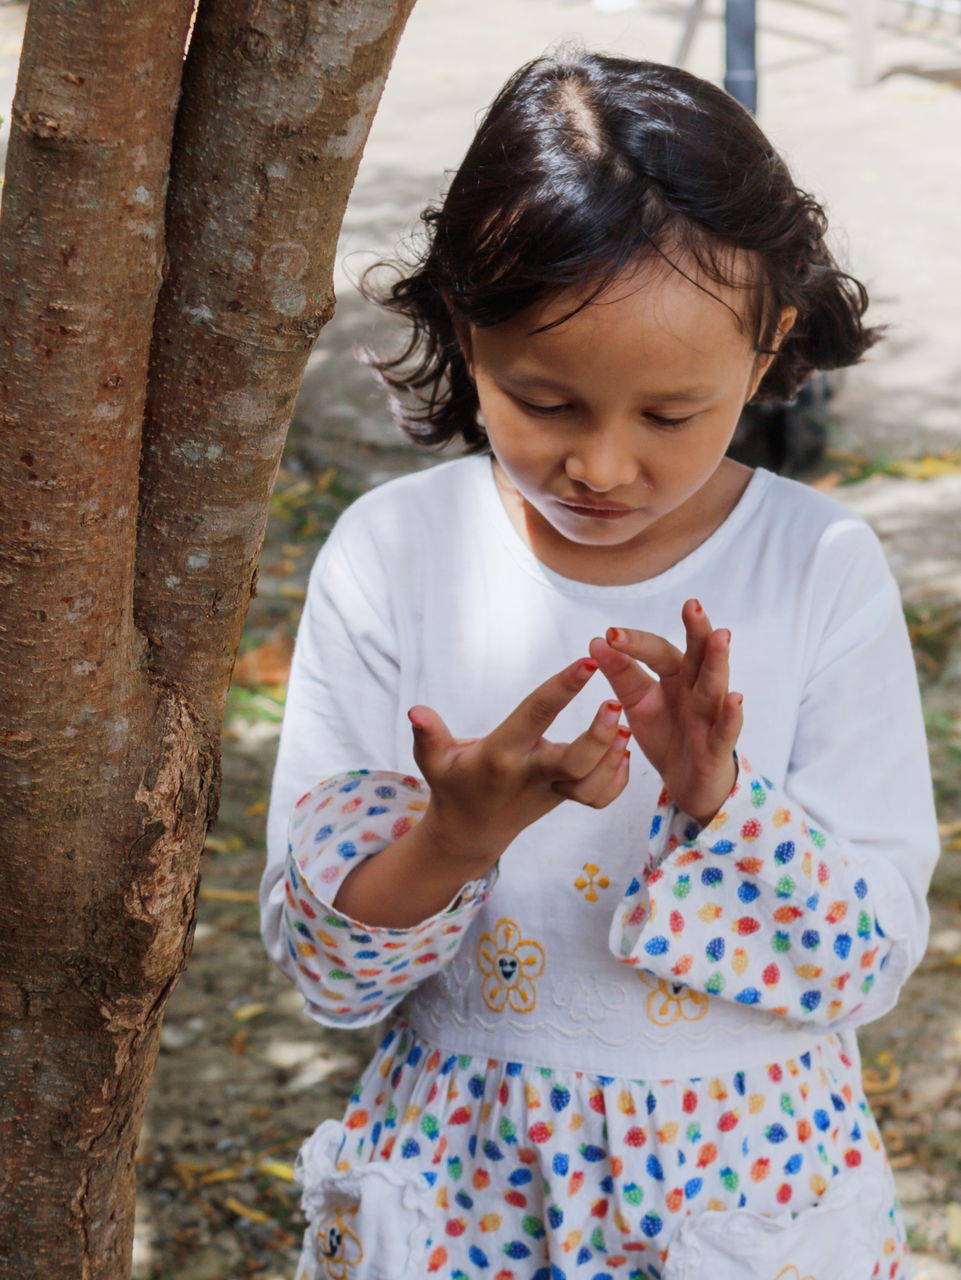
[{"left": 409, "top": 658, "right": 630, "bottom": 874}]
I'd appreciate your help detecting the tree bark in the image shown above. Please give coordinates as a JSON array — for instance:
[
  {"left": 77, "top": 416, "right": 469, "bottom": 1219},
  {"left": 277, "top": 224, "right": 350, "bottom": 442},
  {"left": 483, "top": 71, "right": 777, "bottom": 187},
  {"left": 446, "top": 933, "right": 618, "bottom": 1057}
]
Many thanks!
[
  {"left": 138, "top": 0, "right": 415, "bottom": 734},
  {"left": 0, "top": 0, "right": 415, "bottom": 1275}
]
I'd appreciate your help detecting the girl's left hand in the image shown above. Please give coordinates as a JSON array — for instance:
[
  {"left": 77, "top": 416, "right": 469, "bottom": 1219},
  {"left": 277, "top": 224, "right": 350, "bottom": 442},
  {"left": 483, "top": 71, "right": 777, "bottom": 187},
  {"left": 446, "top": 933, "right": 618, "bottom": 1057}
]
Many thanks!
[{"left": 589, "top": 599, "right": 742, "bottom": 828}]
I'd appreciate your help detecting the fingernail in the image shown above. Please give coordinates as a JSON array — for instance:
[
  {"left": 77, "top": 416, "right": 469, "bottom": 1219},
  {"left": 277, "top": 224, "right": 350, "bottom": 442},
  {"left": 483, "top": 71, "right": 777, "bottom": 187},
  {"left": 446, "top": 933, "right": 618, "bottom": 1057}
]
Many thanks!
[
  {"left": 693, "top": 600, "right": 703, "bottom": 614},
  {"left": 734, "top": 692, "right": 743, "bottom": 706},
  {"left": 719, "top": 629, "right": 731, "bottom": 645},
  {"left": 615, "top": 725, "right": 631, "bottom": 740},
  {"left": 408, "top": 708, "right": 426, "bottom": 729},
  {"left": 607, "top": 627, "right": 624, "bottom": 645},
  {"left": 602, "top": 700, "right": 622, "bottom": 724},
  {"left": 578, "top": 658, "right": 599, "bottom": 676}
]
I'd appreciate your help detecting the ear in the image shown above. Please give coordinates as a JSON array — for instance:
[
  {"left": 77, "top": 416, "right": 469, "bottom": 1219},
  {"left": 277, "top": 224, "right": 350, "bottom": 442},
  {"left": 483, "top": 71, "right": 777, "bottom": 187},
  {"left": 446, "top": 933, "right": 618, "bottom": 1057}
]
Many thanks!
[{"left": 748, "top": 305, "right": 797, "bottom": 399}]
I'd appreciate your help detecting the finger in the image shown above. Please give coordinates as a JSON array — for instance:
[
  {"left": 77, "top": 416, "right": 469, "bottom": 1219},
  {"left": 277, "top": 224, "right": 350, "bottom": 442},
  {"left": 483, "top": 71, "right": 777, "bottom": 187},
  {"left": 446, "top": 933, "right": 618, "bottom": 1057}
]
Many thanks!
[
  {"left": 492, "top": 656, "right": 599, "bottom": 749},
  {"left": 605, "top": 627, "right": 684, "bottom": 680},
  {"left": 588, "top": 635, "right": 658, "bottom": 707},
  {"left": 555, "top": 734, "right": 631, "bottom": 808},
  {"left": 407, "top": 704, "right": 456, "bottom": 777},
  {"left": 681, "top": 598, "right": 713, "bottom": 688},
  {"left": 691, "top": 628, "right": 731, "bottom": 710},
  {"left": 547, "top": 699, "right": 625, "bottom": 782},
  {"left": 591, "top": 749, "right": 631, "bottom": 809},
  {"left": 709, "top": 690, "right": 744, "bottom": 756}
]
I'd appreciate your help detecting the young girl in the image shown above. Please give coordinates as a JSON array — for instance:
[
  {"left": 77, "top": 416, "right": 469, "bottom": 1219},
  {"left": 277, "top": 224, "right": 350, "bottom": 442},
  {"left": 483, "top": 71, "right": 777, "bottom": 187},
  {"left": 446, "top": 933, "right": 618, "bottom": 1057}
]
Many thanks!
[{"left": 261, "top": 53, "right": 939, "bottom": 1280}]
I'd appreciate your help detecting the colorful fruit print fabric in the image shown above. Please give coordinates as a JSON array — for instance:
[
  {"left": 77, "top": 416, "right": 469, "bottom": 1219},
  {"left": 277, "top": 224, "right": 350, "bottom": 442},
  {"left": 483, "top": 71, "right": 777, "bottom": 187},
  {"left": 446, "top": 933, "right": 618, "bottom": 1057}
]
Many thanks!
[
  {"left": 285, "top": 771, "right": 497, "bottom": 1027},
  {"left": 611, "top": 753, "right": 906, "bottom": 1029},
  {"left": 283, "top": 770, "right": 908, "bottom": 1280}
]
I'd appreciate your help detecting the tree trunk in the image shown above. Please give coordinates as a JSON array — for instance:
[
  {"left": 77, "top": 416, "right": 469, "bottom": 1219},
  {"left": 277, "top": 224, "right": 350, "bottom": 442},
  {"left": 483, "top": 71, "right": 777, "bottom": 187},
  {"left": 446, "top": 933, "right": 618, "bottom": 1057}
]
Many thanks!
[{"left": 0, "top": 1, "right": 415, "bottom": 1275}]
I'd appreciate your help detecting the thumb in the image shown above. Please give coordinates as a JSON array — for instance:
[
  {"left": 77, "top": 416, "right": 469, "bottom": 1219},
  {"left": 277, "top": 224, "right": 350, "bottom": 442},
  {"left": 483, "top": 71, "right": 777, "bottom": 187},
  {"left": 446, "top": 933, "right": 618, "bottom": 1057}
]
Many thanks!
[{"left": 407, "top": 705, "right": 454, "bottom": 776}]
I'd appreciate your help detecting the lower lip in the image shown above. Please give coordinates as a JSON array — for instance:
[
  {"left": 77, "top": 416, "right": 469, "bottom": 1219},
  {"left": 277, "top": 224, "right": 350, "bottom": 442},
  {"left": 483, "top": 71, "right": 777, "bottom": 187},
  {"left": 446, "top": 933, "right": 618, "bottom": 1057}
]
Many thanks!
[{"left": 559, "top": 503, "right": 637, "bottom": 521}]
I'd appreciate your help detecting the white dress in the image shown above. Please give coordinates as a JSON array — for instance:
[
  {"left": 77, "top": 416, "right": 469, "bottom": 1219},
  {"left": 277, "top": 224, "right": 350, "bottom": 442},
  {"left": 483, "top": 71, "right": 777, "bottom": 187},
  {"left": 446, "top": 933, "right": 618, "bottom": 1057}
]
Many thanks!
[{"left": 260, "top": 456, "right": 939, "bottom": 1280}]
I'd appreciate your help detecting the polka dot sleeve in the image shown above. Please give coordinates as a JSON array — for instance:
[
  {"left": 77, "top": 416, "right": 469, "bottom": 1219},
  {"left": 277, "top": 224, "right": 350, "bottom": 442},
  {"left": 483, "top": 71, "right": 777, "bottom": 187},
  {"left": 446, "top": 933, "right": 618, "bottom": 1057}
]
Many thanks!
[
  {"left": 283, "top": 770, "right": 496, "bottom": 1029},
  {"left": 609, "top": 755, "right": 913, "bottom": 1030}
]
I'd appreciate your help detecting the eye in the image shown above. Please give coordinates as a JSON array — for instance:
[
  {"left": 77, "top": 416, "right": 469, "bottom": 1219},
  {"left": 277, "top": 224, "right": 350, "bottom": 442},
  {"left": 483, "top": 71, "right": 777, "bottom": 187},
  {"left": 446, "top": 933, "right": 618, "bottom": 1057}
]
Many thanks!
[
  {"left": 516, "top": 399, "right": 570, "bottom": 418},
  {"left": 647, "top": 413, "right": 693, "bottom": 429}
]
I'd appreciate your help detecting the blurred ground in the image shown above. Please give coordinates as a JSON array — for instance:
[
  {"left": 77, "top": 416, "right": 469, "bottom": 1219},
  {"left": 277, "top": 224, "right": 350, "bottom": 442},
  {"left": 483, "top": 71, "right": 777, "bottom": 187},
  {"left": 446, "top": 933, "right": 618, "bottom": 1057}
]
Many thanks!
[{"left": 2, "top": 0, "right": 960, "bottom": 1276}]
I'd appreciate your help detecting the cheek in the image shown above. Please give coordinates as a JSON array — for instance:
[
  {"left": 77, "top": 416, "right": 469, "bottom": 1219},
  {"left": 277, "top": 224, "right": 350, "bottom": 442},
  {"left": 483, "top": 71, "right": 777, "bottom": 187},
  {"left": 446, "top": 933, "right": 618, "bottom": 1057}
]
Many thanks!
[{"left": 484, "top": 413, "right": 559, "bottom": 473}]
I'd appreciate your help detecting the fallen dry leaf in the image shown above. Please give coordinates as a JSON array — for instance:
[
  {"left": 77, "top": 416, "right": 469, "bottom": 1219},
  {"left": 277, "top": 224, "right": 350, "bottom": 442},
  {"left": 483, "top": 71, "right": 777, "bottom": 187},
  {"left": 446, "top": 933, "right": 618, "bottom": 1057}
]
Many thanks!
[
  {"left": 258, "top": 1158, "right": 297, "bottom": 1182},
  {"left": 232, "top": 1002, "right": 268, "bottom": 1023},
  {"left": 891, "top": 452, "right": 961, "bottom": 480},
  {"left": 199, "top": 887, "right": 258, "bottom": 903},
  {"left": 947, "top": 1202, "right": 961, "bottom": 1250},
  {"left": 888, "top": 1153, "right": 916, "bottom": 1170},
  {"left": 222, "top": 1196, "right": 272, "bottom": 1224},
  {"left": 172, "top": 1161, "right": 212, "bottom": 1193},
  {"left": 863, "top": 1054, "right": 901, "bottom": 1094},
  {"left": 233, "top": 626, "right": 294, "bottom": 687},
  {"left": 199, "top": 1167, "right": 244, "bottom": 1187}
]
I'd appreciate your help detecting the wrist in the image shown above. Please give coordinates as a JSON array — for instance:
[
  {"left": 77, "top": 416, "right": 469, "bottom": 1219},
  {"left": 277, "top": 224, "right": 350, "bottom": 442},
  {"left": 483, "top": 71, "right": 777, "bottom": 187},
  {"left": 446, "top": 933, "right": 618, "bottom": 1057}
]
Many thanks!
[
  {"left": 420, "top": 802, "right": 505, "bottom": 877},
  {"left": 684, "top": 754, "right": 740, "bottom": 830}
]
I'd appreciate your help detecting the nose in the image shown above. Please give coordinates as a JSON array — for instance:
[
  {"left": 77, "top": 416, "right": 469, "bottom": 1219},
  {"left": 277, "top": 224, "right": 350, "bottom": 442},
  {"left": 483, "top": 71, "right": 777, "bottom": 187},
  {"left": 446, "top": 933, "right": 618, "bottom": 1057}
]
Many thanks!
[{"left": 565, "top": 423, "right": 641, "bottom": 494}]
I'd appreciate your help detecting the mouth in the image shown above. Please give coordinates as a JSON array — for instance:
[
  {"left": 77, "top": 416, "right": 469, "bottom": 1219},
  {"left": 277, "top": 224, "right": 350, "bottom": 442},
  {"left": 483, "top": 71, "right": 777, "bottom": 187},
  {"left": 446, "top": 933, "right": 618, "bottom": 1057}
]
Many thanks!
[{"left": 557, "top": 499, "right": 637, "bottom": 521}]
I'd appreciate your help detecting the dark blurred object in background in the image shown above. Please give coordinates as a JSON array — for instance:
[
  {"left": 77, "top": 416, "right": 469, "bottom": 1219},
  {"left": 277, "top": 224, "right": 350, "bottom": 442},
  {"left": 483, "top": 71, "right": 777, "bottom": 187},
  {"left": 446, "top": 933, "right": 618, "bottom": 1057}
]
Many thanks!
[{"left": 728, "top": 375, "right": 833, "bottom": 477}]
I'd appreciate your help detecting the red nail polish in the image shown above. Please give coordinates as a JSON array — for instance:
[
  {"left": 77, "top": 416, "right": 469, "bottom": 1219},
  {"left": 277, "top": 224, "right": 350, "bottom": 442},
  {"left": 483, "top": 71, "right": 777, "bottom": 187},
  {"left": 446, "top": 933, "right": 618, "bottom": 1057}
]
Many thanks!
[
  {"left": 693, "top": 601, "right": 703, "bottom": 614},
  {"left": 616, "top": 725, "right": 631, "bottom": 739},
  {"left": 607, "top": 701, "right": 622, "bottom": 714},
  {"left": 607, "top": 628, "right": 624, "bottom": 644},
  {"left": 578, "top": 658, "right": 599, "bottom": 675}
]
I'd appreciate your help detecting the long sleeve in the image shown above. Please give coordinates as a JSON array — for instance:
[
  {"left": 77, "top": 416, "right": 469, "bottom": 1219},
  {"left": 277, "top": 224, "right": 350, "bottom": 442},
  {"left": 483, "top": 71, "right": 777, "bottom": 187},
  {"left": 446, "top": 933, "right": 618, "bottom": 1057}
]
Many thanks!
[
  {"left": 609, "top": 525, "right": 940, "bottom": 1032},
  {"left": 283, "top": 770, "right": 496, "bottom": 1028},
  {"left": 261, "top": 507, "right": 402, "bottom": 992}
]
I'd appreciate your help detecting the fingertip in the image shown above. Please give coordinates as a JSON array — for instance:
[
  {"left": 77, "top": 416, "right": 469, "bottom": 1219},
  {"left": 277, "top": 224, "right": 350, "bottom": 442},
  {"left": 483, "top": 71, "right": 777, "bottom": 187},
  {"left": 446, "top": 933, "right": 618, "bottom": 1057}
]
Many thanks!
[
  {"left": 408, "top": 705, "right": 429, "bottom": 731},
  {"left": 606, "top": 626, "right": 626, "bottom": 647},
  {"left": 576, "top": 657, "right": 599, "bottom": 679}
]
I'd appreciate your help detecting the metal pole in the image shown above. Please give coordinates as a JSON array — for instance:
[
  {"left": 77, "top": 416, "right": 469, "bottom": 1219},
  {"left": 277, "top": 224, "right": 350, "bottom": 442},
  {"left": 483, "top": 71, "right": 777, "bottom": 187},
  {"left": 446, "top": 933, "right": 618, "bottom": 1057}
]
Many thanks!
[
  {"left": 724, "top": 0, "right": 758, "bottom": 113},
  {"left": 673, "top": 0, "right": 708, "bottom": 67}
]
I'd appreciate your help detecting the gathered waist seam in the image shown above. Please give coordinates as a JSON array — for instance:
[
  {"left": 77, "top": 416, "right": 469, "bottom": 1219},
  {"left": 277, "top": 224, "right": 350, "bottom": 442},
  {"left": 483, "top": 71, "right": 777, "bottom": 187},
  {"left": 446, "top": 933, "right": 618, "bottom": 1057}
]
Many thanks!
[{"left": 401, "top": 1012, "right": 834, "bottom": 1082}]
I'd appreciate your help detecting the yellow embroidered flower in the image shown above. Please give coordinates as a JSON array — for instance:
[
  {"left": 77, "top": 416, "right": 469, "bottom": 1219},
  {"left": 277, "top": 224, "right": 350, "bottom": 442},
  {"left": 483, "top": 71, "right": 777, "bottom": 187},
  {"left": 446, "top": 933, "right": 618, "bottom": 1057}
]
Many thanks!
[
  {"left": 314, "top": 1208, "right": 364, "bottom": 1280},
  {"left": 639, "top": 974, "right": 709, "bottom": 1027},
  {"left": 774, "top": 1268, "right": 816, "bottom": 1280},
  {"left": 573, "top": 862, "right": 610, "bottom": 902},
  {"left": 477, "top": 917, "right": 546, "bottom": 1014}
]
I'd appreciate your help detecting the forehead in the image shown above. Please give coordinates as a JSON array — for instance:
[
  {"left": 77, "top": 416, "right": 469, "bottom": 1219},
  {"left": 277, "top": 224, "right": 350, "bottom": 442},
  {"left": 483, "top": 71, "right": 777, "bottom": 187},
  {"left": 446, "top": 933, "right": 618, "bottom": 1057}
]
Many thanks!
[{"left": 471, "top": 256, "right": 761, "bottom": 382}]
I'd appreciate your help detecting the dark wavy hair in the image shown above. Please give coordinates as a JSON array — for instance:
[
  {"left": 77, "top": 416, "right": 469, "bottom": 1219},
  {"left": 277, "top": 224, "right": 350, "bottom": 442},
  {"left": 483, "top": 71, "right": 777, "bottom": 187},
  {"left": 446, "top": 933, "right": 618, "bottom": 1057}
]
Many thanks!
[{"left": 362, "top": 52, "right": 880, "bottom": 451}]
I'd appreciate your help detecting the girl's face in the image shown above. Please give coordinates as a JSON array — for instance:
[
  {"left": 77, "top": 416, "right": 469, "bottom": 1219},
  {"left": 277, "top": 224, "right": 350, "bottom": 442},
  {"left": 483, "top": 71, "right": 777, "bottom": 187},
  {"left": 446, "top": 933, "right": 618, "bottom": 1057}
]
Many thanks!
[{"left": 466, "top": 261, "right": 794, "bottom": 582}]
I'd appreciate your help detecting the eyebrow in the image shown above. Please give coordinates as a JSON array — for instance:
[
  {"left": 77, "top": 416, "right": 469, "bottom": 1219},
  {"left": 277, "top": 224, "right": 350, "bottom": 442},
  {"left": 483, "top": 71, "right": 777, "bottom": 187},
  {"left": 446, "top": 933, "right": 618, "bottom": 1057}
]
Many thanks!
[{"left": 502, "top": 374, "right": 713, "bottom": 403}]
